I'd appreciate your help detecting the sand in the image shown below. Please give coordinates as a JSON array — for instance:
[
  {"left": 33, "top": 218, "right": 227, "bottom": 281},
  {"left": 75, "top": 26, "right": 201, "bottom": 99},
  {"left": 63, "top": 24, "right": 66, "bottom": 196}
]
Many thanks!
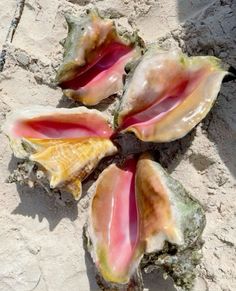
[{"left": 0, "top": 0, "right": 235, "bottom": 290}]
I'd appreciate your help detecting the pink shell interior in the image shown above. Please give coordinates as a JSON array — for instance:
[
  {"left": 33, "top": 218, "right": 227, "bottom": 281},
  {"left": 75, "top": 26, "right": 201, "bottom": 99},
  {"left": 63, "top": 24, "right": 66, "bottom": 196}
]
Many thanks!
[
  {"left": 105, "top": 160, "right": 138, "bottom": 273},
  {"left": 92, "top": 159, "right": 140, "bottom": 277},
  {"left": 121, "top": 69, "right": 205, "bottom": 129},
  {"left": 13, "top": 114, "right": 113, "bottom": 139},
  {"left": 60, "top": 42, "right": 133, "bottom": 92}
]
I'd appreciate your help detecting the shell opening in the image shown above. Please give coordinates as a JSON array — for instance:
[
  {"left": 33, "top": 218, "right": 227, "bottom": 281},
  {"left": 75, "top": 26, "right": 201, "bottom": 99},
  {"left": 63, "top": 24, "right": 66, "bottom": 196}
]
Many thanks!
[
  {"left": 91, "top": 159, "right": 141, "bottom": 283},
  {"left": 12, "top": 114, "right": 113, "bottom": 139},
  {"left": 121, "top": 69, "right": 205, "bottom": 129},
  {"left": 60, "top": 42, "right": 133, "bottom": 92}
]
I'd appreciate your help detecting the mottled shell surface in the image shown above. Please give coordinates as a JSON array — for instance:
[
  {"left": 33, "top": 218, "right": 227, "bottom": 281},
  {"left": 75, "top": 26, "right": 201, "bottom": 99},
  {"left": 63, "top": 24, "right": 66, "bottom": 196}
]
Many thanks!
[
  {"left": 56, "top": 10, "right": 142, "bottom": 105},
  {"left": 88, "top": 153, "right": 205, "bottom": 284},
  {"left": 117, "top": 48, "right": 227, "bottom": 142},
  {"left": 3, "top": 106, "right": 117, "bottom": 199}
]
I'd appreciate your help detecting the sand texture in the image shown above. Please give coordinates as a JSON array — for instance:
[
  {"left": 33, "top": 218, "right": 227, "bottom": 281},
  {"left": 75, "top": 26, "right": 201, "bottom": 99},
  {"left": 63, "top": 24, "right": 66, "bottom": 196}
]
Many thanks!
[{"left": 0, "top": 0, "right": 236, "bottom": 290}]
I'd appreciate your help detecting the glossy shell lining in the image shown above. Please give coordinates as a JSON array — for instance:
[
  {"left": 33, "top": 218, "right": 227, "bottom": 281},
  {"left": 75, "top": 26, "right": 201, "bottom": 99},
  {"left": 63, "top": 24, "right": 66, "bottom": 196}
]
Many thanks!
[
  {"left": 60, "top": 43, "right": 133, "bottom": 91},
  {"left": 13, "top": 113, "right": 113, "bottom": 139}
]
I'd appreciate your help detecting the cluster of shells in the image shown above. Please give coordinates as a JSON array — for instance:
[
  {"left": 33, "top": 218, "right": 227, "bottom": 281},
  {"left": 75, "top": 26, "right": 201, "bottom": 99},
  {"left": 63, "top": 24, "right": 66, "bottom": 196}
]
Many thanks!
[{"left": 3, "top": 9, "right": 228, "bottom": 291}]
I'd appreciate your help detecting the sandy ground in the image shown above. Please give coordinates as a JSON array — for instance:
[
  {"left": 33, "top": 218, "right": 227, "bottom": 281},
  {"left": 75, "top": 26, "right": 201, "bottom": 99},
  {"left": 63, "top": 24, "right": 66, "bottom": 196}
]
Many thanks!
[{"left": 0, "top": 0, "right": 236, "bottom": 290}]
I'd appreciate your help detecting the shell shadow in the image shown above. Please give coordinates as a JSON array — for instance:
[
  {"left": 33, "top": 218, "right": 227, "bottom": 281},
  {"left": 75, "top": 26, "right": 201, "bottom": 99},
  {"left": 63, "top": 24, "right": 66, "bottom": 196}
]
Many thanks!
[
  {"left": 175, "top": 0, "right": 236, "bottom": 177},
  {"left": 201, "top": 85, "right": 236, "bottom": 178},
  {"left": 82, "top": 225, "right": 101, "bottom": 291},
  {"left": 84, "top": 249, "right": 100, "bottom": 291},
  {"left": 66, "top": 0, "right": 91, "bottom": 6},
  {"left": 83, "top": 244, "right": 100, "bottom": 289},
  {"left": 56, "top": 94, "right": 81, "bottom": 109},
  {"left": 56, "top": 93, "right": 119, "bottom": 113},
  {"left": 113, "top": 129, "right": 195, "bottom": 172},
  {"left": 154, "top": 129, "right": 196, "bottom": 173},
  {"left": 177, "top": 0, "right": 216, "bottom": 23},
  {"left": 142, "top": 270, "right": 177, "bottom": 291},
  {"left": 8, "top": 155, "right": 79, "bottom": 231}
]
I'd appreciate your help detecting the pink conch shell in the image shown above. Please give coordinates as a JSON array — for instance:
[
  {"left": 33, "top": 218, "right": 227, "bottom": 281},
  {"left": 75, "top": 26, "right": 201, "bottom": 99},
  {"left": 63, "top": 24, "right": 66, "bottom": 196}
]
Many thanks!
[
  {"left": 3, "top": 106, "right": 117, "bottom": 199},
  {"left": 89, "top": 153, "right": 204, "bottom": 284},
  {"left": 117, "top": 48, "right": 227, "bottom": 142},
  {"left": 56, "top": 10, "right": 142, "bottom": 106}
]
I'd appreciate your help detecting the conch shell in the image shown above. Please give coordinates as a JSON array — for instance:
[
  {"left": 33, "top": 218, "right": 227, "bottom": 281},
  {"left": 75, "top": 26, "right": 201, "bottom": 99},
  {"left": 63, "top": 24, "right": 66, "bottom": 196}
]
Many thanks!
[
  {"left": 3, "top": 106, "right": 117, "bottom": 199},
  {"left": 117, "top": 48, "right": 227, "bottom": 142},
  {"left": 89, "top": 153, "right": 205, "bottom": 284},
  {"left": 56, "top": 10, "right": 142, "bottom": 105}
]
